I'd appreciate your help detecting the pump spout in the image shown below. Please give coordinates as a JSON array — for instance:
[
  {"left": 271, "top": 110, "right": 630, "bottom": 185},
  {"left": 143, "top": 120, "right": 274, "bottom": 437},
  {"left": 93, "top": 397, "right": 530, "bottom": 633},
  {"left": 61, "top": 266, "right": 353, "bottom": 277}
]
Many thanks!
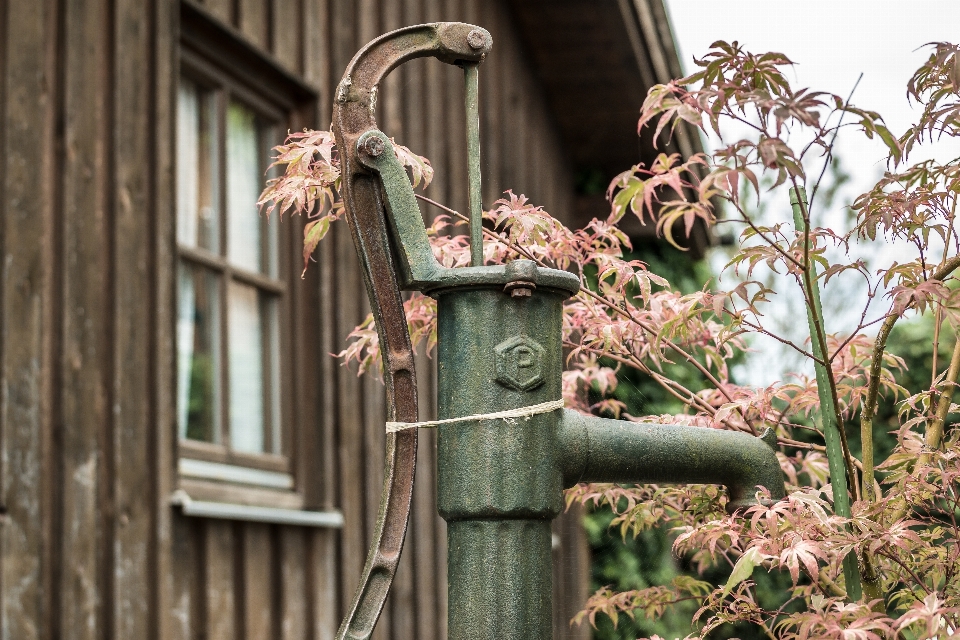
[{"left": 559, "top": 410, "right": 786, "bottom": 512}]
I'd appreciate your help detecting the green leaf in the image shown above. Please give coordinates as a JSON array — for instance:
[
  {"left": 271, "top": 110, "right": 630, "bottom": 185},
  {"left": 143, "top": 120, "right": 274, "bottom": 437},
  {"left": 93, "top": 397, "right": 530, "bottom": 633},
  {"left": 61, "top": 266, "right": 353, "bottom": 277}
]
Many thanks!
[
  {"left": 722, "top": 546, "right": 763, "bottom": 596},
  {"left": 302, "top": 214, "right": 335, "bottom": 277}
]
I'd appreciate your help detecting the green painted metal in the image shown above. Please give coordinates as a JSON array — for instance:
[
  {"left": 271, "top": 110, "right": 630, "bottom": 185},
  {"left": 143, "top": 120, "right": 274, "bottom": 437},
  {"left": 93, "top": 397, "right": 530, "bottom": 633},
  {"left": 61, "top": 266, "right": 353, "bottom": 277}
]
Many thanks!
[
  {"left": 789, "top": 186, "right": 862, "bottom": 600},
  {"left": 559, "top": 412, "right": 784, "bottom": 512},
  {"left": 437, "top": 281, "right": 570, "bottom": 640},
  {"left": 430, "top": 261, "right": 784, "bottom": 640},
  {"left": 334, "top": 22, "right": 788, "bottom": 640},
  {"left": 463, "top": 62, "right": 483, "bottom": 266}
]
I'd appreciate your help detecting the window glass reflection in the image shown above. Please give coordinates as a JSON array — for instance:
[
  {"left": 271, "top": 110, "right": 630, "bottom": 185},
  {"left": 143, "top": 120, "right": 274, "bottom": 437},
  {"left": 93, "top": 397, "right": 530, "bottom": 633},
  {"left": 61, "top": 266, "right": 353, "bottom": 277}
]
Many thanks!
[
  {"left": 228, "top": 280, "right": 265, "bottom": 453},
  {"left": 226, "top": 100, "right": 266, "bottom": 272},
  {"left": 177, "top": 263, "right": 221, "bottom": 443},
  {"left": 176, "top": 79, "right": 219, "bottom": 252}
]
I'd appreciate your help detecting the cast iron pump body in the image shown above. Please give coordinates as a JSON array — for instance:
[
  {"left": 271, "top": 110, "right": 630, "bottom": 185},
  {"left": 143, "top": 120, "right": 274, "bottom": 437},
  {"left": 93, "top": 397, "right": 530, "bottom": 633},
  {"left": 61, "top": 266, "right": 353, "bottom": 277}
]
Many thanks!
[{"left": 331, "top": 22, "right": 786, "bottom": 640}]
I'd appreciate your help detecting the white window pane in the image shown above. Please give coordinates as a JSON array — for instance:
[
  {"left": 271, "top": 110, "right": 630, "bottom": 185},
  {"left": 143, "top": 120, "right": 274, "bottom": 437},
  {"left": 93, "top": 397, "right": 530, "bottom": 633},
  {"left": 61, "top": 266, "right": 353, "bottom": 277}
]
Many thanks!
[
  {"left": 228, "top": 281, "right": 265, "bottom": 453},
  {"left": 226, "top": 101, "right": 265, "bottom": 272},
  {"left": 264, "top": 125, "right": 280, "bottom": 279},
  {"left": 177, "top": 78, "right": 219, "bottom": 251},
  {"left": 177, "top": 263, "right": 220, "bottom": 443}
]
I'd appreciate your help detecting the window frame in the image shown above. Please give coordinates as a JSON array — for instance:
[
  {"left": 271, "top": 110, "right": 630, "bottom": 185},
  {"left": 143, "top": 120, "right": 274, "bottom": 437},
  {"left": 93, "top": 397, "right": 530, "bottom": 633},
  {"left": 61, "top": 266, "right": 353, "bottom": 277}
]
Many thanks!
[{"left": 176, "top": 5, "right": 317, "bottom": 508}]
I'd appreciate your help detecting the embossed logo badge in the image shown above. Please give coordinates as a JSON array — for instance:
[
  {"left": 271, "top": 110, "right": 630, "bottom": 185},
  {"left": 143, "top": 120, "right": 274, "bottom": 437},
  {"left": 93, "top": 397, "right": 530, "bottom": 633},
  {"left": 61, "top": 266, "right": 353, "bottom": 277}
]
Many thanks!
[{"left": 494, "top": 335, "right": 545, "bottom": 391}]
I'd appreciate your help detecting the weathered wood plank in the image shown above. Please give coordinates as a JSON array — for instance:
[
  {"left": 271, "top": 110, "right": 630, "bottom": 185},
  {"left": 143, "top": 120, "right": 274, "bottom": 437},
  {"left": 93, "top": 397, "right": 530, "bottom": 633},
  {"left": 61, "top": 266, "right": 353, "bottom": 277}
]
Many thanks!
[
  {"left": 242, "top": 523, "right": 274, "bottom": 640},
  {"left": 495, "top": 5, "right": 517, "bottom": 202},
  {"left": 238, "top": 0, "right": 269, "bottom": 49},
  {"left": 153, "top": 0, "right": 177, "bottom": 636},
  {"left": 334, "top": 193, "right": 367, "bottom": 629},
  {"left": 279, "top": 527, "right": 307, "bottom": 640},
  {"left": 529, "top": 92, "right": 546, "bottom": 207},
  {"left": 378, "top": 0, "right": 403, "bottom": 138},
  {"left": 329, "top": 0, "right": 366, "bottom": 622},
  {"left": 310, "top": 4, "right": 339, "bottom": 639},
  {"left": 389, "top": 504, "right": 415, "bottom": 640},
  {"left": 60, "top": 0, "right": 113, "bottom": 637},
  {"left": 420, "top": 0, "right": 447, "bottom": 220},
  {"left": 204, "top": 521, "right": 236, "bottom": 640},
  {"left": 272, "top": 0, "right": 302, "bottom": 73},
  {"left": 362, "top": 323, "right": 390, "bottom": 640},
  {"left": 554, "top": 506, "right": 591, "bottom": 640},
  {"left": 302, "top": 0, "right": 329, "bottom": 96},
  {"left": 201, "top": 0, "right": 234, "bottom": 26},
  {"left": 168, "top": 516, "right": 200, "bottom": 640},
  {"left": 401, "top": 0, "right": 425, "bottom": 179},
  {"left": 357, "top": 0, "right": 378, "bottom": 47},
  {"left": 309, "top": 529, "right": 338, "bottom": 640},
  {"left": 112, "top": 0, "right": 155, "bottom": 636},
  {"left": 443, "top": 0, "right": 466, "bottom": 217},
  {"left": 413, "top": 347, "right": 438, "bottom": 640},
  {"left": 507, "top": 30, "right": 529, "bottom": 198},
  {"left": 1, "top": 0, "right": 56, "bottom": 637}
]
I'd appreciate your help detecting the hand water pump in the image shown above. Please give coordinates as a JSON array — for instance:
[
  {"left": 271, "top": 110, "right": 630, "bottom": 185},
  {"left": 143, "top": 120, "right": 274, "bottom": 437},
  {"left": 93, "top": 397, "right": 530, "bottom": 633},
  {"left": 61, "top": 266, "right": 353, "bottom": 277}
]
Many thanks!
[{"left": 330, "top": 22, "right": 786, "bottom": 640}]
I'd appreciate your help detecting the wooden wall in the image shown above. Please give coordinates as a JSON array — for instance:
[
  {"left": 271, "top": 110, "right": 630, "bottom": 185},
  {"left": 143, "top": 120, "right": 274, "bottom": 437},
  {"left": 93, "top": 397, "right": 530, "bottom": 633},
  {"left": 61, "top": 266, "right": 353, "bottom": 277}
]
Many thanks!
[{"left": 0, "top": 0, "right": 588, "bottom": 639}]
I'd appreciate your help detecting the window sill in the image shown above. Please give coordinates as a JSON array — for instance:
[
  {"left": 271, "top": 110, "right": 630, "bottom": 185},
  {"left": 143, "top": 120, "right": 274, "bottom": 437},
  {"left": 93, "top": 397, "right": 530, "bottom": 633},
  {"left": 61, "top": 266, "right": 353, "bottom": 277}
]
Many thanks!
[
  {"left": 171, "top": 489, "right": 344, "bottom": 528},
  {"left": 179, "top": 456, "right": 293, "bottom": 490}
]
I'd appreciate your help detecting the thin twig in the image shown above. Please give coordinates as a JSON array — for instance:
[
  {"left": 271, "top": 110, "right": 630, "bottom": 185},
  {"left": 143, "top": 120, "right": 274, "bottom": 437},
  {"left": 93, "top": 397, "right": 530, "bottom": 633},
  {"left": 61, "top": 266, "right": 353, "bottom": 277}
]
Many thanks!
[
  {"left": 723, "top": 308, "right": 821, "bottom": 363},
  {"left": 809, "top": 73, "right": 863, "bottom": 211},
  {"left": 728, "top": 199, "right": 806, "bottom": 269}
]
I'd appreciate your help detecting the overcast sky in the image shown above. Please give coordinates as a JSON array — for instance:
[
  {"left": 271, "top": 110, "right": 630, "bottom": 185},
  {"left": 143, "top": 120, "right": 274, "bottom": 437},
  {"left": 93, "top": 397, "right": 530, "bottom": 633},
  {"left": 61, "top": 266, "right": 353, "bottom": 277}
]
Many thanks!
[
  {"left": 666, "top": 0, "right": 960, "bottom": 195},
  {"left": 662, "top": 1, "right": 960, "bottom": 385}
]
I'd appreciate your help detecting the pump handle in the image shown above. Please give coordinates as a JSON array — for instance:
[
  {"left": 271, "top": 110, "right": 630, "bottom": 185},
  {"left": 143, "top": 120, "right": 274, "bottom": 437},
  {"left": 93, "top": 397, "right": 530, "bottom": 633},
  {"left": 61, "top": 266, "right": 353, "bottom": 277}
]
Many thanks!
[{"left": 331, "top": 23, "right": 492, "bottom": 640}]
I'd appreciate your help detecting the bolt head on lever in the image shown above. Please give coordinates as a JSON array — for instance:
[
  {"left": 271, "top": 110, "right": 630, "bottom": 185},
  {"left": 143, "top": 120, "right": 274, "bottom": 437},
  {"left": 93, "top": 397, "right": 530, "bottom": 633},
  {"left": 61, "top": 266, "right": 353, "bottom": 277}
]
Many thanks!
[
  {"left": 466, "top": 28, "right": 489, "bottom": 51},
  {"left": 361, "top": 135, "right": 385, "bottom": 158}
]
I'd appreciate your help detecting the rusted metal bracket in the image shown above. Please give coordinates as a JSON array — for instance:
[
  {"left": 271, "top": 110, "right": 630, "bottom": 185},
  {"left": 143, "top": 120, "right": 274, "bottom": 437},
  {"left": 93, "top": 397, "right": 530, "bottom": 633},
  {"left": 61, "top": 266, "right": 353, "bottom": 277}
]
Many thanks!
[{"left": 331, "top": 22, "right": 492, "bottom": 640}]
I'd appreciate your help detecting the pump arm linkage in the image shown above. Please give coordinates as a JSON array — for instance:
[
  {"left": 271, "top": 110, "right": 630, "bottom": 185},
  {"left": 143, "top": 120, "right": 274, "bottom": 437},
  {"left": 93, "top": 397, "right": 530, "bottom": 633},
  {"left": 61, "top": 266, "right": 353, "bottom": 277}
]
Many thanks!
[{"left": 331, "top": 22, "right": 492, "bottom": 640}]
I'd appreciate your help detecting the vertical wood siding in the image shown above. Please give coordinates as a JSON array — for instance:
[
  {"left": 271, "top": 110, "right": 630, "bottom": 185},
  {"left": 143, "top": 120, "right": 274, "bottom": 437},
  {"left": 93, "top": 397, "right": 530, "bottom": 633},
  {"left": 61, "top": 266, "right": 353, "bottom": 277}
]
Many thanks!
[{"left": 0, "top": 0, "right": 590, "bottom": 638}]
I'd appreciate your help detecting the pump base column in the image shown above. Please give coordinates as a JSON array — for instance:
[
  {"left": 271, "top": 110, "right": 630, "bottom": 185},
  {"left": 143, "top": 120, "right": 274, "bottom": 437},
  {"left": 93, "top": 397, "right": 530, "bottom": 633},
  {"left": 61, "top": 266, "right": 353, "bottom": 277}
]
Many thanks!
[{"left": 447, "top": 518, "right": 553, "bottom": 640}]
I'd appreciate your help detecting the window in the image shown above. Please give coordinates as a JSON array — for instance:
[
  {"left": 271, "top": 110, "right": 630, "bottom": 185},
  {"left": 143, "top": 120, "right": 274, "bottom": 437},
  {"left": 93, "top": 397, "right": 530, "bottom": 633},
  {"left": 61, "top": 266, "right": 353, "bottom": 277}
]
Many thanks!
[
  {"left": 174, "top": 20, "right": 313, "bottom": 507},
  {"left": 177, "top": 75, "right": 283, "bottom": 457}
]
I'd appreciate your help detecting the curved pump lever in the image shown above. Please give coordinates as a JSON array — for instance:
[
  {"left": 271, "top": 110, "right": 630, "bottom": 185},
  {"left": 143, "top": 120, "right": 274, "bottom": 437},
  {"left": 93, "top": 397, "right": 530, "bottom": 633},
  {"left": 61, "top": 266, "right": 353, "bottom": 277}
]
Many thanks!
[{"left": 331, "top": 23, "right": 492, "bottom": 640}]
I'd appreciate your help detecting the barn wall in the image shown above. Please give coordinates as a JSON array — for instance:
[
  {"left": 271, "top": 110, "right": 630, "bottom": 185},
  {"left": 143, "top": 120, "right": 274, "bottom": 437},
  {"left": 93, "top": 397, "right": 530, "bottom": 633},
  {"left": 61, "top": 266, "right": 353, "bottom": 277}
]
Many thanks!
[{"left": 0, "top": 0, "right": 587, "bottom": 639}]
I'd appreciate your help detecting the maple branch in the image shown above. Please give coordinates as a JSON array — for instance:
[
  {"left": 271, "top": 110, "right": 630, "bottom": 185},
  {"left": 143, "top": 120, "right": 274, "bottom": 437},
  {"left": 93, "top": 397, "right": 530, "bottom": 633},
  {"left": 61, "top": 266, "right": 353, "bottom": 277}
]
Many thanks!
[
  {"left": 563, "top": 340, "right": 746, "bottom": 431},
  {"left": 828, "top": 314, "right": 888, "bottom": 364},
  {"left": 861, "top": 253, "right": 960, "bottom": 502},
  {"left": 418, "top": 194, "right": 762, "bottom": 435},
  {"left": 727, "top": 199, "right": 806, "bottom": 270},
  {"left": 926, "top": 329, "right": 960, "bottom": 456},
  {"left": 875, "top": 550, "right": 932, "bottom": 597},
  {"left": 722, "top": 308, "right": 821, "bottom": 363}
]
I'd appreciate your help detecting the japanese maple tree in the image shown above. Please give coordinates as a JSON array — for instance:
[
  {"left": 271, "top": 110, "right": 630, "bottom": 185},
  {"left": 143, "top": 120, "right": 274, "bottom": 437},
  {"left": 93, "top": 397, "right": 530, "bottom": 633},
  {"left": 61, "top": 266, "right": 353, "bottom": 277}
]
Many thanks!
[{"left": 260, "top": 41, "right": 960, "bottom": 639}]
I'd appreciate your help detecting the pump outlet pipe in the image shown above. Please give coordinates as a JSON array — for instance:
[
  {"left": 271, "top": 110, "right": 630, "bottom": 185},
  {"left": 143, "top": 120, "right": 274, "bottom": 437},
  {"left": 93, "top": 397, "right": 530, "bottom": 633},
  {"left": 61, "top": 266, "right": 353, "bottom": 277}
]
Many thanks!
[{"left": 331, "top": 22, "right": 786, "bottom": 640}]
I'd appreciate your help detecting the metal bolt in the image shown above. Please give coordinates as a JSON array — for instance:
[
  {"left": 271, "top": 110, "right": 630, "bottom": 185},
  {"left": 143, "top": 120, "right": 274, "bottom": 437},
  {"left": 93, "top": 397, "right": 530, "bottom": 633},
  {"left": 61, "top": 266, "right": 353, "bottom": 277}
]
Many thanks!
[
  {"left": 504, "top": 280, "right": 535, "bottom": 298},
  {"left": 362, "top": 136, "right": 385, "bottom": 157},
  {"left": 466, "top": 29, "right": 486, "bottom": 50}
]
